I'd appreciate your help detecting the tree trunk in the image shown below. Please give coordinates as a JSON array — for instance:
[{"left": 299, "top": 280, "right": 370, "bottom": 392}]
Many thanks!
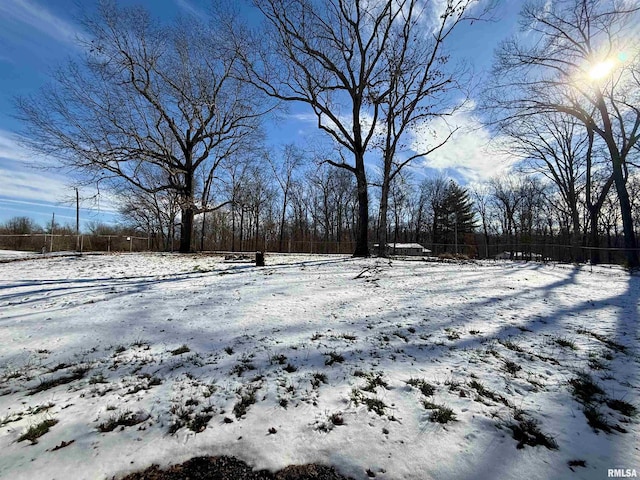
[
  {"left": 279, "top": 191, "right": 287, "bottom": 252},
  {"left": 570, "top": 208, "right": 582, "bottom": 263},
  {"left": 378, "top": 180, "right": 390, "bottom": 257},
  {"left": 353, "top": 166, "right": 370, "bottom": 257},
  {"left": 231, "top": 204, "right": 236, "bottom": 252},
  {"left": 179, "top": 206, "right": 194, "bottom": 253},
  {"left": 612, "top": 158, "right": 639, "bottom": 268},
  {"left": 200, "top": 211, "right": 206, "bottom": 252}
]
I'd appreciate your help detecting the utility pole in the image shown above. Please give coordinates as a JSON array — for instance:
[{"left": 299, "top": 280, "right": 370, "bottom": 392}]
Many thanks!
[
  {"left": 50, "top": 212, "right": 55, "bottom": 253},
  {"left": 75, "top": 187, "right": 80, "bottom": 251}
]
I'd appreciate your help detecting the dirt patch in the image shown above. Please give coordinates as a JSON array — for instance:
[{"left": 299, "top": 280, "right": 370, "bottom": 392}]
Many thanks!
[{"left": 118, "top": 456, "right": 354, "bottom": 480}]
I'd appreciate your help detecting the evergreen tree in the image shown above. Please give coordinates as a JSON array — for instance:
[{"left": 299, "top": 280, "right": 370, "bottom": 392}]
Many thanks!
[{"left": 433, "top": 181, "right": 476, "bottom": 251}]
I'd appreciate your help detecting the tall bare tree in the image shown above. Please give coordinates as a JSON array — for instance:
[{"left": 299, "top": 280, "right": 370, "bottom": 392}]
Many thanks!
[
  {"left": 376, "top": 0, "right": 488, "bottom": 256},
  {"left": 487, "top": 0, "right": 640, "bottom": 266},
  {"left": 268, "top": 144, "right": 304, "bottom": 252},
  {"left": 244, "top": 0, "right": 409, "bottom": 256},
  {"left": 16, "top": 2, "right": 264, "bottom": 253},
  {"left": 503, "top": 113, "right": 589, "bottom": 260}
]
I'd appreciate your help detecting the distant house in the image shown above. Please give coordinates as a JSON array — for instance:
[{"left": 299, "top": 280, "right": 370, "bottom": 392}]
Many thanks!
[
  {"left": 374, "top": 243, "right": 431, "bottom": 256},
  {"left": 495, "top": 251, "right": 543, "bottom": 261}
]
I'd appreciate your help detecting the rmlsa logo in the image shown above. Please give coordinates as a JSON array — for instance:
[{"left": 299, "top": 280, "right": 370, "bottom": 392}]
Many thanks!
[{"left": 609, "top": 469, "right": 638, "bottom": 478}]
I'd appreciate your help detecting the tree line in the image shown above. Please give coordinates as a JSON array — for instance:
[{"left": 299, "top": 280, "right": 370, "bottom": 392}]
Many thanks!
[{"left": 14, "top": 0, "right": 640, "bottom": 265}]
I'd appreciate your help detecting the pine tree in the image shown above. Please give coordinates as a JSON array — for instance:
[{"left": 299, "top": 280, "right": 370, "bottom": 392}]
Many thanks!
[{"left": 433, "top": 181, "right": 477, "bottom": 252}]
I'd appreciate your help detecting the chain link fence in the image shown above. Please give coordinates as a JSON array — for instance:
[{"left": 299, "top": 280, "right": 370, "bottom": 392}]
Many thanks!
[
  {"left": 1, "top": 233, "right": 636, "bottom": 266},
  {"left": 0, "top": 234, "right": 150, "bottom": 253}
]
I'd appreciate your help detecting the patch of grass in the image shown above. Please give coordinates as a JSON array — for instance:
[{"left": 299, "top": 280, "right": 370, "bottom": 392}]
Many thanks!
[
  {"left": 125, "top": 374, "right": 162, "bottom": 395},
  {"left": 445, "top": 378, "right": 461, "bottom": 392},
  {"left": 569, "top": 373, "right": 604, "bottom": 403},
  {"left": 188, "top": 413, "right": 212, "bottom": 433},
  {"left": 429, "top": 405, "right": 456, "bottom": 424},
  {"left": 444, "top": 328, "right": 461, "bottom": 341},
  {"left": 393, "top": 331, "right": 409, "bottom": 342},
  {"left": 311, "top": 372, "right": 328, "bottom": 388},
  {"left": 509, "top": 415, "right": 557, "bottom": 450},
  {"left": 606, "top": 399, "right": 637, "bottom": 417},
  {"left": 469, "top": 380, "right": 511, "bottom": 407},
  {"left": 230, "top": 359, "right": 256, "bottom": 377},
  {"left": 89, "top": 373, "right": 108, "bottom": 384},
  {"left": 316, "top": 411, "right": 345, "bottom": 433},
  {"left": 17, "top": 418, "right": 58, "bottom": 444},
  {"left": 358, "top": 371, "right": 389, "bottom": 392},
  {"left": 284, "top": 363, "right": 297, "bottom": 373},
  {"left": 568, "top": 460, "right": 587, "bottom": 471},
  {"left": 406, "top": 378, "right": 435, "bottom": 396},
  {"left": 233, "top": 387, "right": 258, "bottom": 419},
  {"left": 114, "top": 345, "right": 126, "bottom": 354},
  {"left": 576, "top": 329, "right": 626, "bottom": 353},
  {"left": 362, "top": 397, "right": 387, "bottom": 416},
  {"left": 168, "top": 405, "right": 192, "bottom": 434},
  {"left": 324, "top": 352, "right": 345, "bottom": 366},
  {"left": 29, "top": 366, "right": 89, "bottom": 395},
  {"left": 28, "top": 402, "right": 55, "bottom": 415},
  {"left": 131, "top": 339, "right": 150, "bottom": 349},
  {"left": 422, "top": 401, "right": 456, "bottom": 423},
  {"left": 49, "top": 362, "right": 69, "bottom": 372},
  {"left": 554, "top": 337, "right": 578, "bottom": 350},
  {"left": 502, "top": 360, "right": 522, "bottom": 376},
  {"left": 311, "top": 332, "right": 323, "bottom": 341},
  {"left": 588, "top": 357, "right": 608, "bottom": 371},
  {"left": 499, "top": 339, "right": 524, "bottom": 353},
  {"left": 97, "top": 411, "right": 148, "bottom": 432},
  {"left": 170, "top": 345, "right": 190, "bottom": 355},
  {"left": 203, "top": 383, "right": 217, "bottom": 398},
  {"left": 341, "top": 334, "right": 357, "bottom": 341},
  {"left": 224, "top": 346, "right": 234, "bottom": 355},
  {"left": 350, "top": 389, "right": 386, "bottom": 416},
  {"left": 271, "top": 354, "right": 287, "bottom": 365},
  {"left": 582, "top": 406, "right": 618, "bottom": 434}
]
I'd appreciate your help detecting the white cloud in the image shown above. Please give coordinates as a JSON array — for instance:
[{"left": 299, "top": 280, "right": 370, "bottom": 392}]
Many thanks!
[
  {"left": 174, "top": 0, "right": 207, "bottom": 18},
  {"left": 0, "top": 0, "right": 82, "bottom": 46},
  {"left": 0, "top": 130, "right": 119, "bottom": 214},
  {"left": 0, "top": 130, "right": 28, "bottom": 161},
  {"left": 410, "top": 107, "right": 516, "bottom": 182}
]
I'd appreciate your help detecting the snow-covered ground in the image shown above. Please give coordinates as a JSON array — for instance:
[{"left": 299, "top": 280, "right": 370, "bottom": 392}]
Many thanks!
[
  {"left": 0, "top": 250, "right": 41, "bottom": 261},
  {"left": 0, "top": 253, "right": 638, "bottom": 480}
]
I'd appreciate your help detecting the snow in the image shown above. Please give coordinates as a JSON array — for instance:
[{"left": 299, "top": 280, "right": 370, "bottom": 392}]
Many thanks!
[{"left": 0, "top": 253, "right": 638, "bottom": 480}]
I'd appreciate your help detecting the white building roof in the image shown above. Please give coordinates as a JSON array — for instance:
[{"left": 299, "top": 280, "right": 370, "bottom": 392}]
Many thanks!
[{"left": 374, "top": 243, "right": 431, "bottom": 252}]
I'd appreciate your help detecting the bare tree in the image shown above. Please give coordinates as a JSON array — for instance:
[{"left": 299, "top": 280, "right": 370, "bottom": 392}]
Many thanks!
[
  {"left": 487, "top": 0, "right": 640, "bottom": 266},
  {"left": 244, "top": 0, "right": 411, "bottom": 256},
  {"left": 470, "top": 184, "right": 494, "bottom": 258},
  {"left": 376, "top": 0, "right": 488, "bottom": 256},
  {"left": 503, "top": 113, "right": 593, "bottom": 260},
  {"left": 118, "top": 182, "right": 181, "bottom": 251},
  {"left": 490, "top": 175, "right": 524, "bottom": 256},
  {"left": 268, "top": 145, "right": 304, "bottom": 252},
  {"left": 16, "top": 2, "right": 264, "bottom": 253}
]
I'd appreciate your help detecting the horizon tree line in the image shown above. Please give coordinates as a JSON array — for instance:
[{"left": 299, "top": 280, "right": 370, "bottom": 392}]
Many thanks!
[{"left": 13, "top": 0, "right": 640, "bottom": 264}]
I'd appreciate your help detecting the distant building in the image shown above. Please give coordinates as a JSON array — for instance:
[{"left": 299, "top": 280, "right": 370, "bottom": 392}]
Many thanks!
[
  {"left": 373, "top": 243, "right": 431, "bottom": 256},
  {"left": 495, "top": 251, "right": 543, "bottom": 261}
]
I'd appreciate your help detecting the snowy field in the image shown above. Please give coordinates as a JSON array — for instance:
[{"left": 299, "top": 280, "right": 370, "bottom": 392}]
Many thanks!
[{"left": 0, "top": 253, "right": 638, "bottom": 480}]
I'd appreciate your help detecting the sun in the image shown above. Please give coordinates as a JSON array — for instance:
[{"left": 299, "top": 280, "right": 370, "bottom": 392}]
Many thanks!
[{"left": 588, "top": 60, "right": 616, "bottom": 80}]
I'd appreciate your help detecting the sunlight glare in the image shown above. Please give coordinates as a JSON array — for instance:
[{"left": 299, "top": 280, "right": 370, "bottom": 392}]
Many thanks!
[{"left": 588, "top": 60, "right": 615, "bottom": 80}]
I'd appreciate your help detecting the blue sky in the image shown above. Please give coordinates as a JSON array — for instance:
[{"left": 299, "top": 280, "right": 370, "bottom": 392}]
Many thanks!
[{"left": 0, "top": 0, "right": 522, "bottom": 230}]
